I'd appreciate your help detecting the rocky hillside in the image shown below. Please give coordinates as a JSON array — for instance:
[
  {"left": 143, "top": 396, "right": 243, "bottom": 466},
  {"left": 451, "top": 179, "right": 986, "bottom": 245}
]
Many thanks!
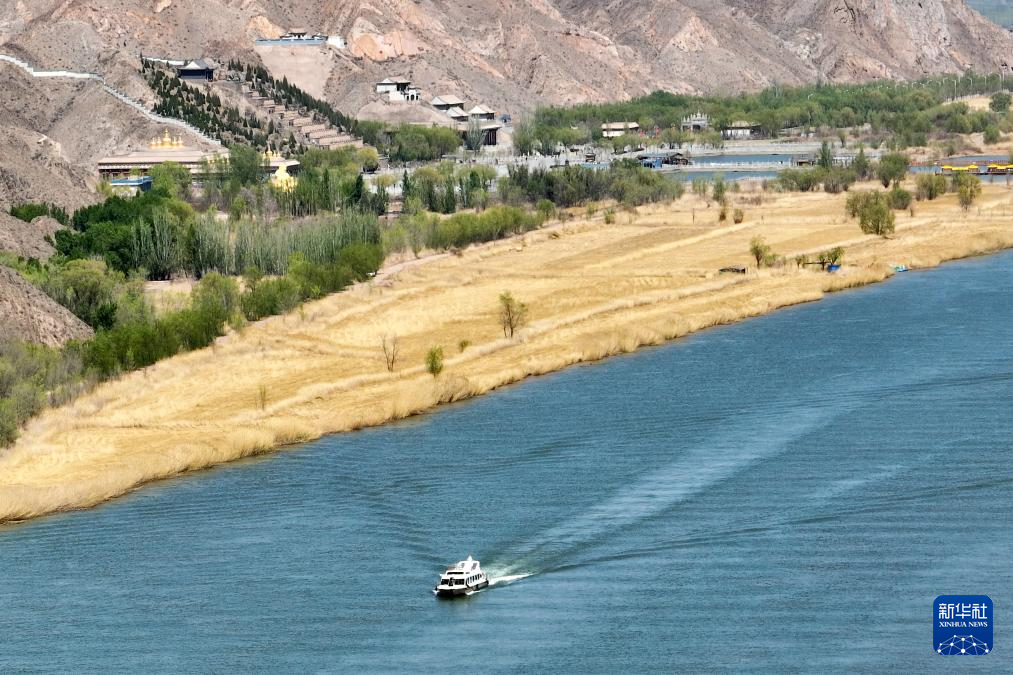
[
  {"left": 0, "top": 212, "right": 61, "bottom": 260},
  {"left": 1, "top": 1, "right": 1010, "bottom": 116},
  {"left": 0, "top": 266, "right": 92, "bottom": 347}
]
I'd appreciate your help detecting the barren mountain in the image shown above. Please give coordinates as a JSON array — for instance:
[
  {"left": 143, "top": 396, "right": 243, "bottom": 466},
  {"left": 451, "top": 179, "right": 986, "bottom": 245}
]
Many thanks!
[
  {"left": 1, "top": 0, "right": 1010, "bottom": 116},
  {"left": 0, "top": 60, "right": 216, "bottom": 212}
]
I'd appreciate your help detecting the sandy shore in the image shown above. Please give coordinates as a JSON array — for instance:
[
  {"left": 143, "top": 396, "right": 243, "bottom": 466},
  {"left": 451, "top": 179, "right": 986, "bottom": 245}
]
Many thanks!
[{"left": 2, "top": 182, "right": 1013, "bottom": 523}]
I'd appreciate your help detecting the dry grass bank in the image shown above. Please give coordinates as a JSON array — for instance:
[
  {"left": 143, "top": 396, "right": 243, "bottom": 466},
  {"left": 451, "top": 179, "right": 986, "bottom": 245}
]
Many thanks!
[{"left": 2, "top": 182, "right": 1013, "bottom": 523}]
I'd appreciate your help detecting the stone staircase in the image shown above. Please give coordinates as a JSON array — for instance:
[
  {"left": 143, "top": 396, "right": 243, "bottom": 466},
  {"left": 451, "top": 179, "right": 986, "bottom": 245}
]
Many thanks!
[{"left": 240, "top": 83, "right": 361, "bottom": 150}]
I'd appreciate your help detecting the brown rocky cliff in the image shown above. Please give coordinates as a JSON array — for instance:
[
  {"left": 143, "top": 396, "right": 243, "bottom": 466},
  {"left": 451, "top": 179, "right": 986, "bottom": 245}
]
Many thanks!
[{"left": 1, "top": 1, "right": 1010, "bottom": 115}]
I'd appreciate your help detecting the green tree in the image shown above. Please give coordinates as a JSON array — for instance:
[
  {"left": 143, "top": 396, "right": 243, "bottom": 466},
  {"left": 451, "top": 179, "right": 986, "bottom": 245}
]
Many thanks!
[
  {"left": 229, "top": 144, "right": 266, "bottom": 186},
  {"left": 876, "top": 153, "right": 909, "bottom": 188},
  {"left": 915, "top": 174, "right": 948, "bottom": 201},
  {"left": 749, "top": 236, "right": 771, "bottom": 267},
  {"left": 857, "top": 194, "right": 895, "bottom": 236},
  {"left": 983, "top": 125, "right": 1001, "bottom": 145},
  {"left": 954, "top": 174, "right": 982, "bottom": 212},
  {"left": 712, "top": 174, "right": 727, "bottom": 204},
  {"left": 464, "top": 120, "right": 486, "bottom": 153},
  {"left": 817, "top": 140, "right": 833, "bottom": 171},
  {"left": 851, "top": 144, "right": 870, "bottom": 180},
  {"left": 498, "top": 291, "right": 528, "bottom": 338},
  {"left": 816, "top": 246, "right": 845, "bottom": 270},
  {"left": 149, "top": 161, "right": 192, "bottom": 200}
]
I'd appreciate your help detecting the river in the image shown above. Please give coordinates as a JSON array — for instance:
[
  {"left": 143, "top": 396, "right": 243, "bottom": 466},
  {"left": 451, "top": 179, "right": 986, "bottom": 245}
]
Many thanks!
[{"left": 2, "top": 252, "right": 1011, "bottom": 672}]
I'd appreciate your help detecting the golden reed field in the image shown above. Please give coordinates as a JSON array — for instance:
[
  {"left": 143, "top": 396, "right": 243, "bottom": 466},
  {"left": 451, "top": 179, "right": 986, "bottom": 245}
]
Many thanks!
[{"left": 2, "top": 181, "right": 1013, "bottom": 523}]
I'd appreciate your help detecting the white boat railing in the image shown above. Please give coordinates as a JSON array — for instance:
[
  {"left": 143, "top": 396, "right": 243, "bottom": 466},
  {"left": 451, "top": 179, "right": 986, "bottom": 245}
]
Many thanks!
[{"left": 0, "top": 53, "right": 221, "bottom": 146}]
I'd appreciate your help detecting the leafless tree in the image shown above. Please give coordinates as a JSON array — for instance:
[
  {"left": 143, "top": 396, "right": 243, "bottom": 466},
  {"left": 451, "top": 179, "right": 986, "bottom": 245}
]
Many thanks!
[{"left": 381, "top": 334, "right": 400, "bottom": 372}]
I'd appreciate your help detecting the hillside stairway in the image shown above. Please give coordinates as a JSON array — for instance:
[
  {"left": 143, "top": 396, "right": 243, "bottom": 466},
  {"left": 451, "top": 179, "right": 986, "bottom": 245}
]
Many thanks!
[
  {"left": 0, "top": 53, "right": 221, "bottom": 146},
  {"left": 239, "top": 83, "right": 361, "bottom": 150}
]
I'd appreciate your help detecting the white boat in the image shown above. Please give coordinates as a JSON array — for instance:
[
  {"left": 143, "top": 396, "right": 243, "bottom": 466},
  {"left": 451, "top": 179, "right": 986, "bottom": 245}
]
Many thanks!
[{"left": 434, "top": 556, "right": 489, "bottom": 598}]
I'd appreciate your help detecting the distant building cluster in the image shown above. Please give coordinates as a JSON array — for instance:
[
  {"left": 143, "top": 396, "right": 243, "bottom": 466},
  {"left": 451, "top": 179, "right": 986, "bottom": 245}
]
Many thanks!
[{"left": 431, "top": 95, "right": 501, "bottom": 146}]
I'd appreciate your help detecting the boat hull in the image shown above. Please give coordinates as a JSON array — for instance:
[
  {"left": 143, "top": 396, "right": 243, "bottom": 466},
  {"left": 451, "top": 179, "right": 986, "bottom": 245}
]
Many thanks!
[{"left": 434, "top": 580, "right": 489, "bottom": 598}]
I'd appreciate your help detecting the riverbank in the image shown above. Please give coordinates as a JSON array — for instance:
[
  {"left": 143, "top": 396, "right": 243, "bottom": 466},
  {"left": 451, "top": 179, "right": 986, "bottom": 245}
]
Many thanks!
[{"left": 2, "top": 182, "right": 1012, "bottom": 523}]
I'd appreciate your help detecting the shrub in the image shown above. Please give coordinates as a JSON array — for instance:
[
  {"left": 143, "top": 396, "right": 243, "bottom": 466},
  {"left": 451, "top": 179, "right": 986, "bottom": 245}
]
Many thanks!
[
  {"left": 9, "top": 202, "right": 69, "bottom": 225},
  {"left": 428, "top": 206, "right": 541, "bottom": 250},
  {"left": 603, "top": 208, "right": 616, "bottom": 224},
  {"left": 425, "top": 346, "right": 444, "bottom": 377},
  {"left": 0, "top": 399, "right": 18, "bottom": 446},
  {"left": 887, "top": 185, "right": 912, "bottom": 210},
  {"left": 983, "top": 125, "right": 1001, "bottom": 145},
  {"left": 536, "top": 199, "right": 556, "bottom": 221},
  {"left": 989, "top": 92, "right": 1011, "bottom": 114},
  {"left": 241, "top": 276, "right": 302, "bottom": 321},
  {"left": 733, "top": 208, "right": 745, "bottom": 224},
  {"left": 915, "top": 174, "right": 948, "bottom": 201},
  {"left": 777, "top": 168, "right": 823, "bottom": 192},
  {"left": 822, "top": 167, "right": 857, "bottom": 194},
  {"left": 846, "top": 191, "right": 879, "bottom": 218},
  {"left": 816, "top": 247, "right": 845, "bottom": 270}
]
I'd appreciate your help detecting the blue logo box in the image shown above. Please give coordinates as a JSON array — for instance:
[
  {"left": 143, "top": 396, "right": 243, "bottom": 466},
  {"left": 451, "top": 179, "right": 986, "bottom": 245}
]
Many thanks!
[{"left": 934, "top": 595, "right": 992, "bottom": 655}]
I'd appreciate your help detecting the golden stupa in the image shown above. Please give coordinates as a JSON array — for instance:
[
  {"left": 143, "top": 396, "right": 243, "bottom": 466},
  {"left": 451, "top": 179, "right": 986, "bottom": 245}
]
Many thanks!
[
  {"left": 149, "top": 129, "right": 184, "bottom": 150},
  {"left": 271, "top": 163, "right": 297, "bottom": 192}
]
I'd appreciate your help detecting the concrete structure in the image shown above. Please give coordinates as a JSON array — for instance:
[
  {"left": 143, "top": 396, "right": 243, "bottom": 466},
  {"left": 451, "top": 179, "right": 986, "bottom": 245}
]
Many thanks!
[
  {"left": 376, "top": 77, "right": 421, "bottom": 102},
  {"left": 601, "top": 122, "right": 640, "bottom": 139},
  {"left": 97, "top": 130, "right": 298, "bottom": 179},
  {"left": 681, "top": 112, "right": 710, "bottom": 132},
  {"left": 175, "top": 59, "right": 214, "bottom": 81},
  {"left": 721, "top": 120, "right": 761, "bottom": 140}
]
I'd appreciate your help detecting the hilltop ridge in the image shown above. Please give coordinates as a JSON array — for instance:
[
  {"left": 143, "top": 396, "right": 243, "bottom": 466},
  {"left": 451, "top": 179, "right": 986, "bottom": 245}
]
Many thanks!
[{"left": 1, "top": 0, "right": 1010, "bottom": 116}]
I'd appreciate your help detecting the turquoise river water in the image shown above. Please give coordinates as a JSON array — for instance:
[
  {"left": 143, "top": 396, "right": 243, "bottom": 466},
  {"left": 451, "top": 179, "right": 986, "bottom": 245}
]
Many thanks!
[{"left": 2, "top": 251, "right": 1012, "bottom": 673}]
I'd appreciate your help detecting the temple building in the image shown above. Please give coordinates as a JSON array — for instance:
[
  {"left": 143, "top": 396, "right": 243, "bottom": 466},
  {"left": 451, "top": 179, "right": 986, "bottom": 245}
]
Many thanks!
[{"left": 97, "top": 131, "right": 299, "bottom": 180}]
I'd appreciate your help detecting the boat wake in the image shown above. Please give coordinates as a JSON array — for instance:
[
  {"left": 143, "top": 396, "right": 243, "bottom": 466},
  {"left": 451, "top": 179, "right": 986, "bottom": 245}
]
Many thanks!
[
  {"left": 485, "top": 383, "right": 895, "bottom": 579},
  {"left": 488, "top": 573, "right": 532, "bottom": 586}
]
